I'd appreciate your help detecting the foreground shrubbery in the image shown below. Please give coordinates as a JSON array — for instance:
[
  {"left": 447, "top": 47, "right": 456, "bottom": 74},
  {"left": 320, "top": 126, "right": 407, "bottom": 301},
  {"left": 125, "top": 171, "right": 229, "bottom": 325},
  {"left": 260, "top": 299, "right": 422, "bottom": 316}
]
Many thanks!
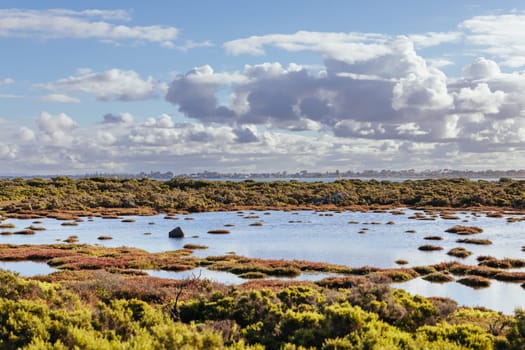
[
  {"left": 1, "top": 177, "right": 525, "bottom": 212},
  {"left": 0, "top": 270, "right": 524, "bottom": 349}
]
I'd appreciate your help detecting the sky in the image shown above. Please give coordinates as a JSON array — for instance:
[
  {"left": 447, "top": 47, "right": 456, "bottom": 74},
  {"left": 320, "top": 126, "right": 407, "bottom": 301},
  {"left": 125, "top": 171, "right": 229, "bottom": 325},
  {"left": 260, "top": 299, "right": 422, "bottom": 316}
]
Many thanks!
[{"left": 1, "top": 1, "right": 525, "bottom": 175}]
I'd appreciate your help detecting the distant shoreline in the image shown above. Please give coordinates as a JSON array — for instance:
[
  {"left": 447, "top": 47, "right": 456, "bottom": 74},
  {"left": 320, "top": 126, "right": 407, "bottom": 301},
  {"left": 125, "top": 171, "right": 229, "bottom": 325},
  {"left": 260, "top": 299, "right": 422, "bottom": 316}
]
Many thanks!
[{"left": 1, "top": 169, "right": 525, "bottom": 181}]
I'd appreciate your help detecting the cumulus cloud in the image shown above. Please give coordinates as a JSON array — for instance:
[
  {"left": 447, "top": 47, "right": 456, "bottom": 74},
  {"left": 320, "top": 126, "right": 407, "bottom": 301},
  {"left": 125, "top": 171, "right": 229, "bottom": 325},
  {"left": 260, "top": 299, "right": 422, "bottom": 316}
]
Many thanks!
[
  {"left": 40, "top": 94, "right": 80, "bottom": 103},
  {"left": 0, "top": 143, "right": 16, "bottom": 159},
  {"left": 102, "top": 112, "right": 134, "bottom": 125},
  {"left": 6, "top": 12, "right": 525, "bottom": 174},
  {"left": 165, "top": 65, "right": 238, "bottom": 122},
  {"left": 454, "top": 83, "right": 505, "bottom": 114},
  {"left": 37, "top": 111, "right": 78, "bottom": 145},
  {"left": 1, "top": 77, "right": 14, "bottom": 85},
  {"left": 164, "top": 29, "right": 525, "bottom": 160},
  {"left": 462, "top": 57, "right": 501, "bottom": 80},
  {"left": 18, "top": 127, "right": 36, "bottom": 142},
  {"left": 39, "top": 69, "right": 160, "bottom": 101},
  {"left": 224, "top": 31, "right": 391, "bottom": 64},
  {"left": 408, "top": 31, "right": 462, "bottom": 48},
  {"left": 0, "top": 8, "right": 178, "bottom": 47},
  {"left": 169, "top": 37, "right": 457, "bottom": 138},
  {"left": 461, "top": 13, "right": 525, "bottom": 68},
  {"left": 2, "top": 108, "right": 525, "bottom": 174},
  {"left": 233, "top": 127, "right": 259, "bottom": 143}
]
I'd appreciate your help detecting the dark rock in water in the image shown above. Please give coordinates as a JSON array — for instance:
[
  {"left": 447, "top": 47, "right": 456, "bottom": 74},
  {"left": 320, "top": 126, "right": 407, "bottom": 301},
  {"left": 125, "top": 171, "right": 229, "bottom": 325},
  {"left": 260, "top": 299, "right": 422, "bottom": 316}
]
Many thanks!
[{"left": 169, "top": 226, "right": 185, "bottom": 238}]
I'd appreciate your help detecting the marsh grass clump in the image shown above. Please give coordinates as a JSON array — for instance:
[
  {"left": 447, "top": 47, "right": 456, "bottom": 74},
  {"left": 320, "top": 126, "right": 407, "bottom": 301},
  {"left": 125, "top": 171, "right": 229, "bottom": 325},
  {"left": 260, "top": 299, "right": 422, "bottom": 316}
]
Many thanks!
[
  {"left": 238, "top": 271, "right": 267, "bottom": 279},
  {"left": 405, "top": 230, "right": 416, "bottom": 233},
  {"left": 0, "top": 223, "right": 15, "bottom": 229},
  {"left": 423, "top": 272, "right": 454, "bottom": 283},
  {"left": 183, "top": 243, "right": 208, "bottom": 250},
  {"left": 26, "top": 225, "right": 46, "bottom": 231},
  {"left": 413, "top": 266, "right": 436, "bottom": 275},
  {"left": 0, "top": 231, "right": 12, "bottom": 235},
  {"left": 207, "top": 229, "right": 231, "bottom": 234},
  {"left": 486, "top": 211, "right": 503, "bottom": 218},
  {"left": 440, "top": 213, "right": 460, "bottom": 220},
  {"left": 457, "top": 275, "right": 491, "bottom": 288},
  {"left": 370, "top": 268, "right": 419, "bottom": 282},
  {"left": 445, "top": 225, "right": 483, "bottom": 235},
  {"left": 418, "top": 245, "right": 443, "bottom": 251},
  {"left": 447, "top": 247, "right": 472, "bottom": 258},
  {"left": 61, "top": 221, "right": 78, "bottom": 226},
  {"left": 97, "top": 236, "right": 113, "bottom": 240},
  {"left": 121, "top": 218, "right": 136, "bottom": 223},
  {"left": 477, "top": 256, "right": 525, "bottom": 269},
  {"left": 13, "top": 229, "right": 35, "bottom": 235},
  {"left": 395, "top": 259, "right": 409, "bottom": 265},
  {"left": 424, "top": 236, "right": 443, "bottom": 241},
  {"left": 63, "top": 235, "right": 79, "bottom": 243},
  {"left": 160, "top": 264, "right": 194, "bottom": 271},
  {"left": 456, "top": 238, "right": 492, "bottom": 245},
  {"left": 249, "top": 222, "right": 263, "bottom": 226},
  {"left": 224, "top": 224, "right": 235, "bottom": 227}
]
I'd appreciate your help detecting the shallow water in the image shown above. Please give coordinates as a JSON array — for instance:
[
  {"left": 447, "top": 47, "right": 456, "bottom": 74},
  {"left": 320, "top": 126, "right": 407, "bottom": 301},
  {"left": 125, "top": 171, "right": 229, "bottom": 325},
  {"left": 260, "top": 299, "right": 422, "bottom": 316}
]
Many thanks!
[
  {"left": 392, "top": 278, "right": 525, "bottom": 315},
  {"left": 1, "top": 209, "right": 524, "bottom": 313},
  {"left": 0, "top": 261, "right": 57, "bottom": 276},
  {"left": 1, "top": 209, "right": 524, "bottom": 267},
  {"left": 146, "top": 268, "right": 341, "bottom": 284}
]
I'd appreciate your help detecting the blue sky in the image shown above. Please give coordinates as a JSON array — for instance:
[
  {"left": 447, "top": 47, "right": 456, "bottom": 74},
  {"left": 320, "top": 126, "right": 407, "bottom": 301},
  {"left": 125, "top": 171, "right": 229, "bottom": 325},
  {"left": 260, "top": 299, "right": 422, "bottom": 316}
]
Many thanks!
[{"left": 1, "top": 1, "right": 525, "bottom": 175}]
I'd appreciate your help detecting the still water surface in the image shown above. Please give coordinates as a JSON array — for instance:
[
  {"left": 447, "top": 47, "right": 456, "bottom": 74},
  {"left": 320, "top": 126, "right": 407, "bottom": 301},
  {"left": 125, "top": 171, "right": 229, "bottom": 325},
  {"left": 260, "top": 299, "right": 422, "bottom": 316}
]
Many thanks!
[{"left": 1, "top": 209, "right": 524, "bottom": 313}]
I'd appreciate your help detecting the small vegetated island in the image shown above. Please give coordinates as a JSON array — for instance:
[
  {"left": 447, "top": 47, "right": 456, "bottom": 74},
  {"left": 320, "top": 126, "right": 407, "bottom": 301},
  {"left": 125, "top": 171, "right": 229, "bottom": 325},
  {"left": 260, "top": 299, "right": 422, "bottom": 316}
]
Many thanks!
[{"left": 0, "top": 177, "right": 524, "bottom": 349}]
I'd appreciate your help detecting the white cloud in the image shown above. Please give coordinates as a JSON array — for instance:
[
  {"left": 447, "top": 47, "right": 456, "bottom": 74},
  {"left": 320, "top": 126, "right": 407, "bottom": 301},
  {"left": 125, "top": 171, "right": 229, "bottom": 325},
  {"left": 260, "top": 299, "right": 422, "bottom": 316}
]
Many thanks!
[
  {"left": 427, "top": 58, "right": 454, "bottom": 69},
  {"left": 462, "top": 57, "right": 501, "bottom": 80},
  {"left": 0, "top": 9, "right": 178, "bottom": 46},
  {"left": 177, "top": 40, "right": 213, "bottom": 52},
  {"left": 18, "top": 127, "right": 35, "bottom": 142},
  {"left": 102, "top": 112, "right": 134, "bottom": 125},
  {"left": 40, "top": 94, "right": 80, "bottom": 103},
  {"left": 46, "top": 9, "right": 132, "bottom": 21},
  {"left": 461, "top": 13, "right": 525, "bottom": 67},
  {"left": 454, "top": 83, "right": 505, "bottom": 114},
  {"left": 38, "top": 69, "right": 160, "bottom": 101},
  {"left": 143, "top": 114, "right": 174, "bottom": 128},
  {"left": 37, "top": 111, "right": 77, "bottom": 145},
  {"left": 1, "top": 77, "right": 14, "bottom": 85},
  {"left": 0, "top": 94, "right": 22, "bottom": 99},
  {"left": 396, "top": 123, "right": 428, "bottom": 136},
  {"left": 0, "top": 143, "right": 16, "bottom": 159},
  {"left": 408, "top": 31, "right": 462, "bottom": 48},
  {"left": 96, "top": 131, "right": 117, "bottom": 145},
  {"left": 224, "top": 30, "right": 389, "bottom": 63}
]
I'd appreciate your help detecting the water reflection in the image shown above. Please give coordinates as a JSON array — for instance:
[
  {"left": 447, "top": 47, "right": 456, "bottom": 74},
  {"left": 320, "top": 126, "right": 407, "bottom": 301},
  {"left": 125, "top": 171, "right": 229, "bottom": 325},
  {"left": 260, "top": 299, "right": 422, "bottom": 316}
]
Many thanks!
[
  {"left": 146, "top": 268, "right": 341, "bottom": 285},
  {"left": 0, "top": 261, "right": 56, "bottom": 276},
  {"left": 392, "top": 278, "right": 525, "bottom": 314}
]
